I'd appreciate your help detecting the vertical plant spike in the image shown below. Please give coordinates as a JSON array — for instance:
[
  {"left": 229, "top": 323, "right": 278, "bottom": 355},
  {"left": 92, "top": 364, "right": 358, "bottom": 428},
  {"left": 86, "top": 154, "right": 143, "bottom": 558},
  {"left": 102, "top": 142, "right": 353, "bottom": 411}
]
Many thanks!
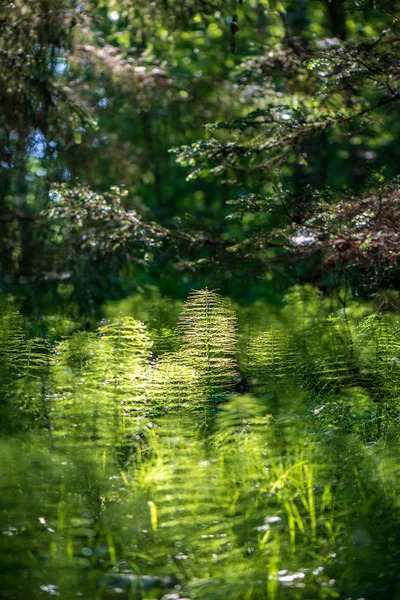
[
  {"left": 247, "top": 329, "right": 298, "bottom": 394},
  {"left": 91, "top": 317, "right": 153, "bottom": 442},
  {"left": 149, "top": 352, "right": 206, "bottom": 411},
  {"left": 16, "top": 337, "right": 52, "bottom": 426},
  {"left": 357, "top": 314, "right": 400, "bottom": 399},
  {"left": 98, "top": 317, "right": 152, "bottom": 367},
  {"left": 357, "top": 314, "right": 400, "bottom": 438},
  {"left": 214, "top": 394, "right": 273, "bottom": 464},
  {"left": 50, "top": 333, "right": 115, "bottom": 447},
  {"left": 0, "top": 307, "right": 48, "bottom": 387},
  {"left": 0, "top": 306, "right": 25, "bottom": 388},
  {"left": 146, "top": 297, "right": 182, "bottom": 358},
  {"left": 150, "top": 326, "right": 179, "bottom": 358},
  {"left": 306, "top": 316, "right": 355, "bottom": 393},
  {"left": 0, "top": 306, "right": 50, "bottom": 428},
  {"left": 282, "top": 285, "right": 323, "bottom": 335},
  {"left": 177, "top": 288, "right": 238, "bottom": 396},
  {"left": 98, "top": 318, "right": 153, "bottom": 415},
  {"left": 50, "top": 318, "right": 153, "bottom": 450}
]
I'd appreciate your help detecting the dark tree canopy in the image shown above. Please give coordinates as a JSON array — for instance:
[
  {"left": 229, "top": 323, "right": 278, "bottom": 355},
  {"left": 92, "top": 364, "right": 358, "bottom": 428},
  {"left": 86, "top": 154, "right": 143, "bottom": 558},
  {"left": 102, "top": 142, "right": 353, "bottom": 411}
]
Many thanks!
[{"left": 1, "top": 0, "right": 400, "bottom": 313}]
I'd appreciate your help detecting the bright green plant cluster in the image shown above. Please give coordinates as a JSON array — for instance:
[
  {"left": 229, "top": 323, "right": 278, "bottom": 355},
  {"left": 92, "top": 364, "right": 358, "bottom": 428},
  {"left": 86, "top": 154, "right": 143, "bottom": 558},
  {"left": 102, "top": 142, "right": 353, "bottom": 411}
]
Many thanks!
[{"left": 2, "top": 289, "right": 400, "bottom": 599}]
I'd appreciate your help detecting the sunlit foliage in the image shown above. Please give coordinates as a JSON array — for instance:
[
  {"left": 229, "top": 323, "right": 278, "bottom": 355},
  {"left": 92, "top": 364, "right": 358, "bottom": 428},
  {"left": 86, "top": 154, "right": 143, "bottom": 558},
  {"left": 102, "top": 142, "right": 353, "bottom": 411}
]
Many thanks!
[{"left": 1, "top": 289, "right": 400, "bottom": 598}]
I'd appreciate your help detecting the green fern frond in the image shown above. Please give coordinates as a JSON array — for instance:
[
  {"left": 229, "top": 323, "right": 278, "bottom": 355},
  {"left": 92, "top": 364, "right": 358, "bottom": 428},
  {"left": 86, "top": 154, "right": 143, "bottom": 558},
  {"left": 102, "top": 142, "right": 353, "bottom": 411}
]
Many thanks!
[
  {"left": 247, "top": 329, "right": 298, "bottom": 394},
  {"left": 149, "top": 352, "right": 205, "bottom": 412},
  {"left": 99, "top": 317, "right": 152, "bottom": 362},
  {"left": 50, "top": 333, "right": 115, "bottom": 446},
  {"left": 356, "top": 314, "right": 400, "bottom": 438},
  {"left": 97, "top": 317, "right": 152, "bottom": 407},
  {"left": 0, "top": 306, "right": 25, "bottom": 384},
  {"left": 103, "top": 292, "right": 182, "bottom": 357},
  {"left": 214, "top": 394, "right": 273, "bottom": 452},
  {"left": 313, "top": 386, "right": 379, "bottom": 441},
  {"left": 306, "top": 316, "right": 355, "bottom": 392},
  {"left": 358, "top": 314, "right": 400, "bottom": 393},
  {"left": 24, "top": 337, "right": 52, "bottom": 377},
  {"left": 0, "top": 306, "right": 51, "bottom": 429},
  {"left": 282, "top": 285, "right": 323, "bottom": 334},
  {"left": 177, "top": 288, "right": 238, "bottom": 395},
  {"left": 50, "top": 317, "right": 153, "bottom": 451},
  {"left": 0, "top": 307, "right": 50, "bottom": 383}
]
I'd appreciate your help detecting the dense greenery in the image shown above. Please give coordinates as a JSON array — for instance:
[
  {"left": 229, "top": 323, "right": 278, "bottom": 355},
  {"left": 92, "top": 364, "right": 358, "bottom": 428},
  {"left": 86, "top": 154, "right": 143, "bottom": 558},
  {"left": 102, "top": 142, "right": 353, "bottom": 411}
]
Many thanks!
[
  {"left": 3, "top": 289, "right": 400, "bottom": 599},
  {"left": 1, "top": 0, "right": 400, "bottom": 312},
  {"left": 2, "top": 1, "right": 400, "bottom": 599}
]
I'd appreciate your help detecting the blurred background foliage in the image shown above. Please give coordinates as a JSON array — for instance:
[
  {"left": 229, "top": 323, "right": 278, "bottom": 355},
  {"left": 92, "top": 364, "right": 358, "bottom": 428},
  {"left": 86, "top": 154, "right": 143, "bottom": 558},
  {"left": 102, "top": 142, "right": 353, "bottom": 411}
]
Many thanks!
[{"left": 2, "top": 0, "right": 400, "bottom": 322}]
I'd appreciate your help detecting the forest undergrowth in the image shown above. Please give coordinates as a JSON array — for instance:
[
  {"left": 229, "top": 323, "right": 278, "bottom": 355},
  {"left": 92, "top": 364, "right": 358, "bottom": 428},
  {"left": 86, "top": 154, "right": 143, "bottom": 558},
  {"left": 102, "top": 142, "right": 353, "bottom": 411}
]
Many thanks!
[{"left": 2, "top": 287, "right": 400, "bottom": 600}]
